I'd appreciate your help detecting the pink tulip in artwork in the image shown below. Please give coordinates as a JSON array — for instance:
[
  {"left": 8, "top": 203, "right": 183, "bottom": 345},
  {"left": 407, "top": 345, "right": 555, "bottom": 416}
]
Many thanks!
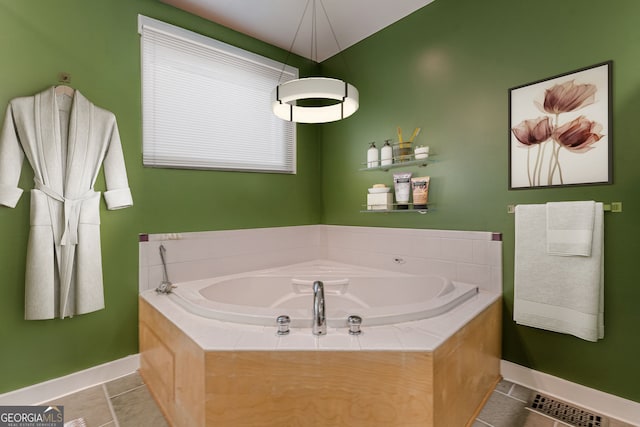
[{"left": 541, "top": 80, "right": 597, "bottom": 114}]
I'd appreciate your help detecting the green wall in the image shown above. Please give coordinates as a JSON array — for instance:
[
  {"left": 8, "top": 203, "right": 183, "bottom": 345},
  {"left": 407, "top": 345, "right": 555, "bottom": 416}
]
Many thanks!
[
  {"left": 320, "top": 0, "right": 640, "bottom": 402},
  {"left": 1, "top": 0, "right": 638, "bottom": 405},
  {"left": 0, "top": 0, "right": 318, "bottom": 393}
]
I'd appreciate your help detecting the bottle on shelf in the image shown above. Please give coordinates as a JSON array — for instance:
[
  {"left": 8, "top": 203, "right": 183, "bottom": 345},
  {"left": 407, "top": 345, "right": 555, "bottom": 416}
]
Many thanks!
[
  {"left": 381, "top": 140, "right": 393, "bottom": 166},
  {"left": 367, "top": 142, "right": 379, "bottom": 168}
]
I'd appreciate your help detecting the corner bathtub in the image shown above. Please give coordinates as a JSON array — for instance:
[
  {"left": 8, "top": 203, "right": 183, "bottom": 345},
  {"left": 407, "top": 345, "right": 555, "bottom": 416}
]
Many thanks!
[
  {"left": 167, "top": 260, "right": 479, "bottom": 328},
  {"left": 139, "top": 259, "right": 501, "bottom": 426}
]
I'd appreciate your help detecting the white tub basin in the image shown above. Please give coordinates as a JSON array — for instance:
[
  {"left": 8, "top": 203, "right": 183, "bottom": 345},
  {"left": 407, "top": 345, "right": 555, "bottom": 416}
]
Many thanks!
[{"left": 168, "top": 260, "right": 478, "bottom": 328}]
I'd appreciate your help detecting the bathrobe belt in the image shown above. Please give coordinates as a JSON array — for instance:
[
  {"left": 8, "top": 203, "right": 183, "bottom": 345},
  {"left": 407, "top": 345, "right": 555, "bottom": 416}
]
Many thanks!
[{"left": 34, "top": 179, "right": 96, "bottom": 246}]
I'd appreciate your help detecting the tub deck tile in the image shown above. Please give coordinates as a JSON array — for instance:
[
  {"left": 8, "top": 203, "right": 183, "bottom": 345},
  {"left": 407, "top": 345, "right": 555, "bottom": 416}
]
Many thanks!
[
  {"left": 140, "top": 288, "right": 499, "bottom": 352},
  {"left": 357, "top": 325, "right": 404, "bottom": 350},
  {"left": 233, "top": 326, "right": 280, "bottom": 350},
  {"left": 392, "top": 324, "right": 442, "bottom": 350},
  {"left": 317, "top": 329, "right": 362, "bottom": 350},
  {"left": 275, "top": 330, "right": 321, "bottom": 350}
]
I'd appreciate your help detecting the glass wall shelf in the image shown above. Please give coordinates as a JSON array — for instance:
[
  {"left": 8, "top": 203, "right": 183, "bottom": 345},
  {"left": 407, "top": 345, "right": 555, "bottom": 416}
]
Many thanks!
[
  {"left": 360, "top": 154, "right": 433, "bottom": 214},
  {"left": 360, "top": 204, "right": 429, "bottom": 214},
  {"left": 359, "top": 157, "right": 431, "bottom": 172}
]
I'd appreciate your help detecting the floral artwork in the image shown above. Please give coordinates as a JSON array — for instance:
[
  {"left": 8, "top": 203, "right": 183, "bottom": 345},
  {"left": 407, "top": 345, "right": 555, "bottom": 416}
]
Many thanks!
[{"left": 509, "top": 62, "right": 612, "bottom": 189}]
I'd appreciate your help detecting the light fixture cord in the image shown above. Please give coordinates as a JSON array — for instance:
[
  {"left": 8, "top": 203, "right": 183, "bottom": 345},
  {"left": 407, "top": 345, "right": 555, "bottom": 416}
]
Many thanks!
[
  {"left": 318, "top": 0, "right": 353, "bottom": 76},
  {"left": 277, "top": 0, "right": 313, "bottom": 84},
  {"left": 311, "top": 0, "right": 318, "bottom": 63}
]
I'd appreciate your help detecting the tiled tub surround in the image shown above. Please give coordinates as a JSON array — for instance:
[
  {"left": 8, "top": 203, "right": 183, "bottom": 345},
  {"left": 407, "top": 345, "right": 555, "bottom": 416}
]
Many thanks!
[
  {"left": 139, "top": 225, "right": 502, "bottom": 295},
  {"left": 139, "top": 225, "right": 502, "bottom": 426}
]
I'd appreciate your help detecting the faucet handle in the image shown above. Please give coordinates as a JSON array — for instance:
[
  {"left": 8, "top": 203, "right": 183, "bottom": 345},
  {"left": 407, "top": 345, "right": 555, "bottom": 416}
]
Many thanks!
[
  {"left": 347, "top": 315, "right": 363, "bottom": 335},
  {"left": 276, "top": 315, "right": 291, "bottom": 335}
]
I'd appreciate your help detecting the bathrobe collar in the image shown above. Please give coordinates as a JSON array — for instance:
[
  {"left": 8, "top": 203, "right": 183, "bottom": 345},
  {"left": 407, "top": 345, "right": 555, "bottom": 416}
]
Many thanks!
[{"left": 36, "top": 87, "right": 93, "bottom": 195}]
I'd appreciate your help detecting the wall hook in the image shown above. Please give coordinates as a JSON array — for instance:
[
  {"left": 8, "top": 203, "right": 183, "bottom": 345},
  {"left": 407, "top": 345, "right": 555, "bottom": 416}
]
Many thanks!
[{"left": 57, "top": 72, "right": 71, "bottom": 84}]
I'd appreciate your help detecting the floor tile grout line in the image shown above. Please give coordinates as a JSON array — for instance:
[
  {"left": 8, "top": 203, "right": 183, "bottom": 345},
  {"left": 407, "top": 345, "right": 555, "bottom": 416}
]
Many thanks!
[
  {"left": 508, "top": 395, "right": 529, "bottom": 404},
  {"left": 102, "top": 384, "right": 120, "bottom": 427},
  {"left": 493, "top": 388, "right": 529, "bottom": 403},
  {"left": 107, "top": 383, "right": 147, "bottom": 400}
]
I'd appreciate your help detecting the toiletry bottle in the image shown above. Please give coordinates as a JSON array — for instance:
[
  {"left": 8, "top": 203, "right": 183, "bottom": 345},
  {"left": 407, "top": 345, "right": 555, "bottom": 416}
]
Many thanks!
[
  {"left": 367, "top": 142, "right": 379, "bottom": 167},
  {"left": 381, "top": 140, "right": 393, "bottom": 166}
]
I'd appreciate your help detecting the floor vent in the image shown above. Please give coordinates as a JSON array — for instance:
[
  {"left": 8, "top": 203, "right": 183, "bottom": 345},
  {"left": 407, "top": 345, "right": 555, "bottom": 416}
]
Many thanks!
[{"left": 529, "top": 393, "right": 608, "bottom": 427}]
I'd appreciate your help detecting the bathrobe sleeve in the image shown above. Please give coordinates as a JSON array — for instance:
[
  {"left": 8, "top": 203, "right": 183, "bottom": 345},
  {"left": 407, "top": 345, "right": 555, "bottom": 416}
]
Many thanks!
[
  {"left": 0, "top": 105, "right": 25, "bottom": 208},
  {"left": 102, "top": 115, "right": 133, "bottom": 210}
]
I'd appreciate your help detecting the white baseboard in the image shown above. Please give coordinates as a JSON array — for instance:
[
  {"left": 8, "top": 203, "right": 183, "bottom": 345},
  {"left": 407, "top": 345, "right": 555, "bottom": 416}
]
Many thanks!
[
  {"left": 501, "top": 360, "right": 640, "bottom": 425},
  {"left": 0, "top": 354, "right": 140, "bottom": 406}
]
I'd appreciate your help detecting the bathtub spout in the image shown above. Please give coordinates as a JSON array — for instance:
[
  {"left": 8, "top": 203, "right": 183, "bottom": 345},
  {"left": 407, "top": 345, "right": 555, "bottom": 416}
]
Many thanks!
[{"left": 312, "top": 281, "right": 327, "bottom": 335}]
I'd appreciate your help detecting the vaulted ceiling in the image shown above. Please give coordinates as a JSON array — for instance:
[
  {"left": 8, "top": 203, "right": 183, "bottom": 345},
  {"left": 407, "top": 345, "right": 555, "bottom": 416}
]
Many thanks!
[{"left": 160, "top": 0, "right": 436, "bottom": 62}]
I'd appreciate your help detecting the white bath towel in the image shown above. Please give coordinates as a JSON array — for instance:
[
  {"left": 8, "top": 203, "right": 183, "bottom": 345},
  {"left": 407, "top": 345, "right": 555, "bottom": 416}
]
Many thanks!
[
  {"left": 546, "top": 201, "right": 596, "bottom": 256},
  {"left": 514, "top": 203, "right": 604, "bottom": 342}
]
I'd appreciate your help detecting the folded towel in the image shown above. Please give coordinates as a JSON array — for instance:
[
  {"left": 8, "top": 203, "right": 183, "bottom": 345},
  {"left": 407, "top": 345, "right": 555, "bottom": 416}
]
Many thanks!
[
  {"left": 514, "top": 203, "right": 604, "bottom": 342},
  {"left": 546, "top": 201, "right": 596, "bottom": 256}
]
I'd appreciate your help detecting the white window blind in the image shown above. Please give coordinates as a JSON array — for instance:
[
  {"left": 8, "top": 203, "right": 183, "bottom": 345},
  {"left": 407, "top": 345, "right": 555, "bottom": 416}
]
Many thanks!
[{"left": 138, "top": 15, "right": 297, "bottom": 173}]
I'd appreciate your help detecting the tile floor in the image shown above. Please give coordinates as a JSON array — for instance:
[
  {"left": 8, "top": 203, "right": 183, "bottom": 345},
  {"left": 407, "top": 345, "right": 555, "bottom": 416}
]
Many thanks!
[
  {"left": 44, "top": 372, "right": 167, "bottom": 427},
  {"left": 475, "top": 380, "right": 635, "bottom": 427},
  {"left": 46, "top": 372, "right": 635, "bottom": 427}
]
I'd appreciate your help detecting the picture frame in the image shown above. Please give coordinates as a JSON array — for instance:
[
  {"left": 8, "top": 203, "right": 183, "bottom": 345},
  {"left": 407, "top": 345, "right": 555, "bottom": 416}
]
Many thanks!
[{"left": 508, "top": 61, "right": 612, "bottom": 189}]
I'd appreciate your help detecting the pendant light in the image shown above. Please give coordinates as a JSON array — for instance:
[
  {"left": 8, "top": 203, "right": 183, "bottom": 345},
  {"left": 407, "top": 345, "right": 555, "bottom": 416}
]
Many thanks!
[{"left": 272, "top": 0, "right": 359, "bottom": 123}]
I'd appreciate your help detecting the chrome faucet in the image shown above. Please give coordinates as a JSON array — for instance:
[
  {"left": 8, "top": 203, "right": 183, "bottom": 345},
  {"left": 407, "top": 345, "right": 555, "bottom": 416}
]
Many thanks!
[{"left": 312, "top": 281, "right": 327, "bottom": 335}]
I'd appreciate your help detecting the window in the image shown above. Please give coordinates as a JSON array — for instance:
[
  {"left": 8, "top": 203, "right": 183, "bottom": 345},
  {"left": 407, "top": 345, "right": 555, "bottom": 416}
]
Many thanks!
[{"left": 138, "top": 15, "right": 297, "bottom": 173}]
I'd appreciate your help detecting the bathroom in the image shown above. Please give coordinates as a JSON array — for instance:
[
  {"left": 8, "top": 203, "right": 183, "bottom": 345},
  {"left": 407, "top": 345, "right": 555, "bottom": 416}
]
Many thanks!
[{"left": 0, "top": 0, "right": 639, "bottom": 425}]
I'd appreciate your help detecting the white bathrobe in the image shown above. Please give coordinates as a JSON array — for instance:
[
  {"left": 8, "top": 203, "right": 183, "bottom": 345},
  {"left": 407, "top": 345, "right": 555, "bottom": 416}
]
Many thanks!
[{"left": 0, "top": 87, "right": 133, "bottom": 320}]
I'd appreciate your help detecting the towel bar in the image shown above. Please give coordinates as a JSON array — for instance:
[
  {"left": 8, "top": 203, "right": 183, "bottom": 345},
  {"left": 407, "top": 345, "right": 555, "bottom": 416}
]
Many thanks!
[{"left": 507, "top": 202, "right": 622, "bottom": 214}]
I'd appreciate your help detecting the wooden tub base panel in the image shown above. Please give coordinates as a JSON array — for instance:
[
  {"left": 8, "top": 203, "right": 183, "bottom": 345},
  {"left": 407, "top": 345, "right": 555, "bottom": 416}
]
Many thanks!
[{"left": 139, "top": 297, "right": 501, "bottom": 427}]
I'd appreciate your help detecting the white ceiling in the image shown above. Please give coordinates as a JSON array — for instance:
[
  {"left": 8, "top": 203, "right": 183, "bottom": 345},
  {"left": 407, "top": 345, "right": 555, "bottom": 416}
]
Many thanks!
[{"left": 160, "top": 0, "right": 436, "bottom": 62}]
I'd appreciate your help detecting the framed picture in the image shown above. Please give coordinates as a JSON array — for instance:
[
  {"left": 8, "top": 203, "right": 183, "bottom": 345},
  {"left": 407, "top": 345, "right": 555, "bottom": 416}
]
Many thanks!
[{"left": 508, "top": 61, "right": 612, "bottom": 189}]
